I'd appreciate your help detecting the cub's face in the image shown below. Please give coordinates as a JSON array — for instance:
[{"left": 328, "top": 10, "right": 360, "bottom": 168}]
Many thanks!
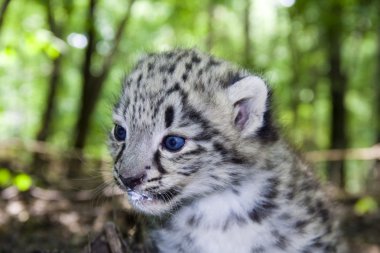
[{"left": 108, "top": 50, "right": 273, "bottom": 215}]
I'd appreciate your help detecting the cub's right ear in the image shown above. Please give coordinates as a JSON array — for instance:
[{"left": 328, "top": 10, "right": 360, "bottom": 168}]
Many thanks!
[{"left": 227, "top": 75, "right": 269, "bottom": 138}]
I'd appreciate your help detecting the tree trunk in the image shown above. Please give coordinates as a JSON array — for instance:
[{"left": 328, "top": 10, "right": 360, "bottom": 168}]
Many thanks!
[
  {"left": 325, "top": 1, "right": 347, "bottom": 189},
  {"left": 369, "top": 1, "right": 380, "bottom": 196},
  {"left": 35, "top": 0, "right": 62, "bottom": 142},
  {"left": 31, "top": 0, "right": 63, "bottom": 182},
  {"left": 287, "top": 13, "right": 301, "bottom": 131},
  {"left": 66, "top": 0, "right": 98, "bottom": 178},
  {"left": 33, "top": 59, "right": 62, "bottom": 136},
  {"left": 72, "top": 0, "right": 135, "bottom": 151},
  {"left": 35, "top": 61, "right": 60, "bottom": 141}
]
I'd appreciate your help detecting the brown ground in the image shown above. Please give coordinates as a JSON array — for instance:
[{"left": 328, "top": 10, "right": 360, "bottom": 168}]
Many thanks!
[{"left": 0, "top": 185, "right": 379, "bottom": 253}]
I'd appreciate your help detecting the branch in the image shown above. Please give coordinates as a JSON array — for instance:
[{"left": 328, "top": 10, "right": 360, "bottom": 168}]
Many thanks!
[
  {"left": 3, "top": 138, "right": 380, "bottom": 163},
  {"left": 82, "top": 0, "right": 97, "bottom": 92},
  {"left": 0, "top": 0, "right": 12, "bottom": 32},
  {"left": 104, "top": 222, "right": 129, "bottom": 253},
  {"left": 46, "top": 0, "right": 58, "bottom": 35},
  {"left": 305, "top": 144, "right": 380, "bottom": 162}
]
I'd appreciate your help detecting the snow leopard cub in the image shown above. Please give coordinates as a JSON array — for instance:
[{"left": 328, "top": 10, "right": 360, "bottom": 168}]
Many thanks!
[{"left": 109, "top": 49, "right": 340, "bottom": 253}]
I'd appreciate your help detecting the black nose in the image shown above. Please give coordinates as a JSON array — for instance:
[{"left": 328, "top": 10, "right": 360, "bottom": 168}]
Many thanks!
[{"left": 119, "top": 173, "right": 146, "bottom": 190}]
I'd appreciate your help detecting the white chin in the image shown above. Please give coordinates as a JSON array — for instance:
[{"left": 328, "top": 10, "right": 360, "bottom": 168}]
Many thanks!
[{"left": 126, "top": 190, "right": 172, "bottom": 215}]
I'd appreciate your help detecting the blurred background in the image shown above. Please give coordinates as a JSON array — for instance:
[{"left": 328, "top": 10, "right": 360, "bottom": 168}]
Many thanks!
[{"left": 0, "top": 0, "right": 379, "bottom": 252}]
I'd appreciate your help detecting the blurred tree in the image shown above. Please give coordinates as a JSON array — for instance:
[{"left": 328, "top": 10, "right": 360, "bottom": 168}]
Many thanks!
[
  {"left": 369, "top": 0, "right": 380, "bottom": 196},
  {"left": 31, "top": 0, "right": 68, "bottom": 182},
  {"left": 67, "top": 0, "right": 135, "bottom": 176},
  {"left": 0, "top": 0, "right": 11, "bottom": 33},
  {"left": 376, "top": 0, "right": 380, "bottom": 165},
  {"left": 323, "top": 0, "right": 348, "bottom": 188},
  {"left": 377, "top": 2, "right": 380, "bottom": 146},
  {"left": 73, "top": 0, "right": 135, "bottom": 151},
  {"left": 287, "top": 9, "right": 301, "bottom": 130}
]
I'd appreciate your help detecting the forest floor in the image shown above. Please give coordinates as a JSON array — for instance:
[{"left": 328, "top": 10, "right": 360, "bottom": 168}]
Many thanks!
[
  {"left": 0, "top": 184, "right": 380, "bottom": 253},
  {"left": 0, "top": 185, "right": 147, "bottom": 253}
]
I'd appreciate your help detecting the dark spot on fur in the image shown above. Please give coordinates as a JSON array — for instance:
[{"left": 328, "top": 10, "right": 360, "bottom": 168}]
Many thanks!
[
  {"left": 165, "top": 106, "right": 174, "bottom": 128},
  {"left": 294, "top": 219, "right": 308, "bottom": 233},
  {"left": 147, "top": 62, "right": 153, "bottom": 71},
  {"left": 179, "top": 146, "right": 206, "bottom": 157},
  {"left": 154, "top": 151, "right": 167, "bottom": 174},
  {"left": 278, "top": 213, "right": 292, "bottom": 221},
  {"left": 114, "top": 143, "right": 126, "bottom": 165},
  {"left": 213, "top": 142, "right": 228, "bottom": 155},
  {"left": 137, "top": 73, "right": 143, "bottom": 86},
  {"left": 263, "top": 177, "right": 279, "bottom": 199},
  {"left": 248, "top": 200, "right": 278, "bottom": 224},
  {"left": 272, "top": 230, "right": 289, "bottom": 250},
  {"left": 319, "top": 208, "right": 330, "bottom": 222},
  {"left": 187, "top": 214, "right": 202, "bottom": 227},
  {"left": 147, "top": 177, "right": 162, "bottom": 182},
  {"left": 211, "top": 175, "right": 219, "bottom": 180},
  {"left": 309, "top": 236, "right": 324, "bottom": 248},
  {"left": 232, "top": 188, "right": 240, "bottom": 195},
  {"left": 168, "top": 64, "right": 176, "bottom": 74},
  {"left": 185, "top": 62, "right": 192, "bottom": 71},
  {"left": 251, "top": 246, "right": 264, "bottom": 253},
  {"left": 230, "top": 156, "right": 246, "bottom": 164},
  {"left": 193, "top": 131, "right": 213, "bottom": 141},
  {"left": 286, "top": 190, "right": 295, "bottom": 200},
  {"left": 159, "top": 65, "right": 166, "bottom": 73},
  {"left": 256, "top": 92, "right": 279, "bottom": 143},
  {"left": 191, "top": 55, "right": 201, "bottom": 63},
  {"left": 182, "top": 73, "right": 188, "bottom": 82},
  {"left": 225, "top": 72, "right": 245, "bottom": 87}
]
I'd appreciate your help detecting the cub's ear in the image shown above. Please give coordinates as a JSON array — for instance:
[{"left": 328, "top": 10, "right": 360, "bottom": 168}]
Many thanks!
[{"left": 227, "top": 75, "right": 269, "bottom": 138}]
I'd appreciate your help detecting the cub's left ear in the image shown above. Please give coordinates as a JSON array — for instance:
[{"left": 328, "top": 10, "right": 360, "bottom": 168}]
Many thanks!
[{"left": 227, "top": 75, "right": 269, "bottom": 138}]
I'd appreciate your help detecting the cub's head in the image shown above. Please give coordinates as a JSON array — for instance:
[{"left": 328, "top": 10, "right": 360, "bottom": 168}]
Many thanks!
[{"left": 108, "top": 49, "right": 278, "bottom": 215}]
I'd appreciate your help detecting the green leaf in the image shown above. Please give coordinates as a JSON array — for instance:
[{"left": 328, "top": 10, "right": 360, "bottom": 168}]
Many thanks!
[
  {"left": 354, "top": 196, "right": 378, "bottom": 215},
  {"left": 0, "top": 168, "right": 12, "bottom": 187},
  {"left": 45, "top": 45, "right": 61, "bottom": 59},
  {"left": 13, "top": 173, "right": 33, "bottom": 192}
]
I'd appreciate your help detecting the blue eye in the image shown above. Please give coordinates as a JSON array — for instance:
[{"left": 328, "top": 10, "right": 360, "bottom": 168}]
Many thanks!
[
  {"left": 163, "top": 136, "right": 186, "bottom": 152},
  {"left": 114, "top": 124, "right": 127, "bottom": 141}
]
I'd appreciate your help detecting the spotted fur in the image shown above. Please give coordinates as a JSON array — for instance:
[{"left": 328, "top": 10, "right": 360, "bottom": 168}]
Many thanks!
[{"left": 109, "top": 49, "right": 341, "bottom": 253}]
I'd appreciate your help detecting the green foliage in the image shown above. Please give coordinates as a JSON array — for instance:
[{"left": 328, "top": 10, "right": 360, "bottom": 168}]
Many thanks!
[
  {"left": 354, "top": 196, "right": 378, "bottom": 215},
  {"left": 13, "top": 173, "right": 33, "bottom": 192},
  {"left": 0, "top": 168, "right": 33, "bottom": 191},
  {"left": 0, "top": 0, "right": 379, "bottom": 193},
  {"left": 0, "top": 168, "right": 12, "bottom": 187}
]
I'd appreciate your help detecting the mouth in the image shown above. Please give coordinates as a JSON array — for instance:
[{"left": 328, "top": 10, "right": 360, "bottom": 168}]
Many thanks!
[
  {"left": 113, "top": 175, "right": 180, "bottom": 208},
  {"left": 127, "top": 189, "right": 153, "bottom": 202},
  {"left": 125, "top": 187, "right": 181, "bottom": 204},
  {"left": 117, "top": 181, "right": 183, "bottom": 214}
]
